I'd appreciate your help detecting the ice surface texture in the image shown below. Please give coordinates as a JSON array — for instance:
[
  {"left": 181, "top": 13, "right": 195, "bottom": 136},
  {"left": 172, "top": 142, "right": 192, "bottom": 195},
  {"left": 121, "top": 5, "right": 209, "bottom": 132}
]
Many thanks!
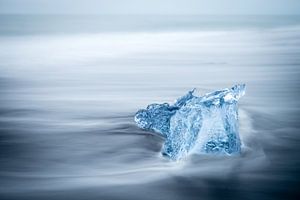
[{"left": 134, "top": 84, "right": 246, "bottom": 160}]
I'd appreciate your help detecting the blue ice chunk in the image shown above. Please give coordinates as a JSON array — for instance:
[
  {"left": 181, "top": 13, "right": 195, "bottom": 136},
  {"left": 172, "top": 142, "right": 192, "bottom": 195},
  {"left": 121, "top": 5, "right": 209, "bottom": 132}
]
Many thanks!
[
  {"left": 134, "top": 89, "right": 195, "bottom": 137},
  {"left": 134, "top": 103, "right": 176, "bottom": 137},
  {"left": 134, "top": 84, "right": 245, "bottom": 160}
]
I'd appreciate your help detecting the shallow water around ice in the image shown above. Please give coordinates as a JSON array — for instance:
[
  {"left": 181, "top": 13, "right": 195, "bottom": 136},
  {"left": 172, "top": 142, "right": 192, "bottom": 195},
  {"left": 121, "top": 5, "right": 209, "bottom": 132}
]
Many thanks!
[{"left": 0, "top": 15, "right": 300, "bottom": 200}]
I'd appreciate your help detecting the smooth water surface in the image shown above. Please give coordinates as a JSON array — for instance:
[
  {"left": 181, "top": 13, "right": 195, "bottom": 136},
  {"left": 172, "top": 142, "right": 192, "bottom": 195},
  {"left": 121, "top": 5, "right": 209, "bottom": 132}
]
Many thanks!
[{"left": 0, "top": 15, "right": 300, "bottom": 200}]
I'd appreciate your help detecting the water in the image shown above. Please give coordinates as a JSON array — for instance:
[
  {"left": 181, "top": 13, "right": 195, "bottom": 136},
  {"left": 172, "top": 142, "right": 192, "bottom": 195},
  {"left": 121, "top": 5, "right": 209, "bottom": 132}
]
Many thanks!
[{"left": 0, "top": 15, "right": 300, "bottom": 199}]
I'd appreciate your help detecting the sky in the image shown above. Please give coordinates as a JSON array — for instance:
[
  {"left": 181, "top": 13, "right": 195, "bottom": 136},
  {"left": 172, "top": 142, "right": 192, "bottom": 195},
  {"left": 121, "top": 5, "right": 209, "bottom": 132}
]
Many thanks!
[{"left": 0, "top": 0, "right": 300, "bottom": 15}]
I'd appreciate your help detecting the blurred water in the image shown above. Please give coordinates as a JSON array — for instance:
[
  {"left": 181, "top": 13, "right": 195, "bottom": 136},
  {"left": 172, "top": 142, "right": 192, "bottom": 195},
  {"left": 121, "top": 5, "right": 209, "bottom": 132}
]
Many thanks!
[{"left": 0, "top": 15, "right": 300, "bottom": 200}]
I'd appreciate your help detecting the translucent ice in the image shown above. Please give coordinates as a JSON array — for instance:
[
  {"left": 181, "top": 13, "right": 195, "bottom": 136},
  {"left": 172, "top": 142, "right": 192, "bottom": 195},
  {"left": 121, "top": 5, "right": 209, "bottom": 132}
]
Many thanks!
[{"left": 134, "top": 84, "right": 246, "bottom": 160}]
